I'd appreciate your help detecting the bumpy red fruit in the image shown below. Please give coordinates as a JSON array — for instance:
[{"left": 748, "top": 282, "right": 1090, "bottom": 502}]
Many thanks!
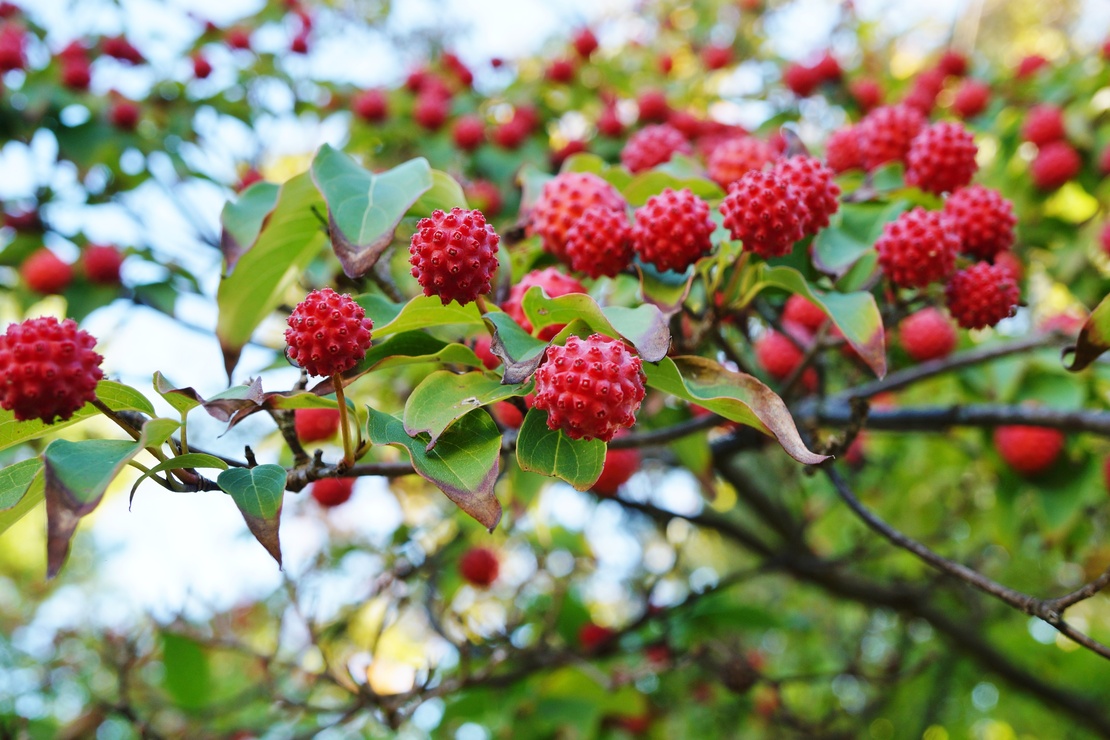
[
  {"left": 904, "top": 122, "right": 978, "bottom": 195},
  {"left": 502, "top": 268, "right": 587, "bottom": 340},
  {"left": 1016, "top": 54, "right": 1049, "bottom": 79},
  {"left": 942, "top": 185, "right": 1016, "bottom": 260},
  {"left": 719, "top": 171, "right": 807, "bottom": 259},
  {"left": 284, "top": 288, "right": 373, "bottom": 377},
  {"left": 875, "top": 207, "right": 959, "bottom": 288},
  {"left": 22, "top": 249, "right": 73, "bottom": 294},
  {"left": 632, "top": 188, "right": 715, "bottom": 273},
  {"left": 0, "top": 316, "right": 103, "bottom": 423},
  {"left": 459, "top": 546, "right": 499, "bottom": 587},
  {"left": 1030, "top": 141, "right": 1081, "bottom": 191},
  {"left": 409, "top": 207, "right": 499, "bottom": 305},
  {"left": 899, "top": 308, "right": 957, "bottom": 362},
  {"left": 82, "top": 244, "right": 123, "bottom": 285},
  {"left": 994, "top": 425, "right": 1064, "bottom": 477},
  {"left": 532, "top": 334, "right": 646, "bottom": 442},
  {"left": 565, "top": 205, "right": 634, "bottom": 278},
  {"left": 593, "top": 444, "right": 641, "bottom": 497},
  {"left": 754, "top": 324, "right": 817, "bottom": 392},
  {"left": 825, "top": 126, "right": 864, "bottom": 173},
  {"left": 858, "top": 105, "right": 926, "bottom": 171},
  {"left": 1021, "top": 105, "right": 1066, "bottom": 147},
  {"left": 530, "top": 172, "right": 626, "bottom": 260},
  {"left": 707, "top": 136, "right": 775, "bottom": 188},
  {"left": 782, "top": 295, "right": 827, "bottom": 332},
  {"left": 771, "top": 155, "right": 841, "bottom": 236},
  {"left": 944, "top": 262, "right": 1020, "bottom": 329},
  {"left": 620, "top": 124, "right": 692, "bottom": 173},
  {"left": 452, "top": 115, "right": 485, "bottom": 151},
  {"left": 295, "top": 407, "right": 341, "bottom": 443},
  {"left": 311, "top": 478, "right": 354, "bottom": 507},
  {"left": 952, "top": 79, "right": 990, "bottom": 119}
]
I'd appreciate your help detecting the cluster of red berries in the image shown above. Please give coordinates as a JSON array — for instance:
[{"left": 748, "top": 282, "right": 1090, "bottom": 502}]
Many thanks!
[{"left": 21, "top": 245, "right": 124, "bottom": 294}]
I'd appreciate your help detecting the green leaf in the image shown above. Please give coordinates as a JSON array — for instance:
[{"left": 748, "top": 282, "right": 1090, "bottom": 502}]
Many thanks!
[
  {"left": 0, "top": 465, "right": 43, "bottom": 538},
  {"left": 637, "top": 263, "right": 694, "bottom": 316},
  {"left": 620, "top": 171, "right": 722, "bottom": 206},
  {"left": 220, "top": 181, "right": 281, "bottom": 274},
  {"left": 217, "top": 464, "right": 287, "bottom": 567},
  {"left": 161, "top": 632, "right": 212, "bottom": 711},
  {"left": 216, "top": 171, "right": 327, "bottom": 378},
  {"left": 43, "top": 438, "right": 145, "bottom": 578},
  {"left": 483, "top": 312, "right": 548, "bottom": 383},
  {"left": 757, "top": 265, "right": 886, "bottom": 378},
  {"left": 644, "top": 356, "right": 828, "bottom": 465},
  {"left": 0, "top": 458, "right": 42, "bottom": 511},
  {"left": 404, "top": 371, "right": 526, "bottom": 448},
  {"left": 1064, "top": 293, "right": 1110, "bottom": 372},
  {"left": 154, "top": 371, "right": 203, "bottom": 414},
  {"left": 518, "top": 163, "right": 554, "bottom": 213},
  {"left": 515, "top": 408, "right": 606, "bottom": 491},
  {"left": 409, "top": 169, "right": 468, "bottom": 214},
  {"left": 311, "top": 332, "right": 486, "bottom": 395},
  {"left": 368, "top": 295, "right": 484, "bottom": 337},
  {"left": 367, "top": 408, "right": 502, "bottom": 530},
  {"left": 521, "top": 289, "right": 670, "bottom": 362},
  {"left": 310, "top": 145, "right": 433, "bottom": 278},
  {"left": 811, "top": 201, "right": 906, "bottom": 277}
]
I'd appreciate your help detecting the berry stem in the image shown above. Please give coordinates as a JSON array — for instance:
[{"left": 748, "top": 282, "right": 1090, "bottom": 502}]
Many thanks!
[
  {"left": 475, "top": 293, "right": 491, "bottom": 315},
  {"left": 332, "top": 375, "right": 355, "bottom": 469}
]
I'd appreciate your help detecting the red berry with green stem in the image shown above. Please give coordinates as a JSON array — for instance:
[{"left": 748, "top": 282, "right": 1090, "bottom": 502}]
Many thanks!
[{"left": 284, "top": 288, "right": 374, "bottom": 377}]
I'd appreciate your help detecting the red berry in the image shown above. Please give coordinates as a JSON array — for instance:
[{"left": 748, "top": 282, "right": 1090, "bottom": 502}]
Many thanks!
[
  {"left": 1030, "top": 141, "right": 1081, "bottom": 191},
  {"left": 783, "top": 62, "right": 820, "bottom": 97},
  {"left": 22, "top": 249, "right": 73, "bottom": 294},
  {"left": 813, "top": 52, "right": 841, "bottom": 82},
  {"left": 103, "top": 36, "right": 144, "bottom": 64},
  {"left": 236, "top": 168, "right": 263, "bottom": 192},
  {"left": 620, "top": 124, "right": 692, "bottom": 173},
  {"left": 492, "top": 119, "right": 528, "bottom": 149},
  {"left": 598, "top": 104, "right": 623, "bottom": 138},
  {"left": 824, "top": 126, "right": 865, "bottom": 173},
  {"left": 875, "top": 207, "right": 959, "bottom": 289},
  {"left": 1016, "top": 54, "right": 1048, "bottom": 80},
  {"left": 413, "top": 93, "right": 449, "bottom": 131},
  {"left": 994, "top": 251, "right": 1024, "bottom": 283},
  {"left": 441, "top": 51, "right": 473, "bottom": 87},
  {"left": 5, "top": 209, "right": 40, "bottom": 232},
  {"left": 994, "top": 425, "right": 1064, "bottom": 477},
  {"left": 850, "top": 78, "right": 882, "bottom": 112},
  {"left": 578, "top": 622, "right": 616, "bottom": 652},
  {"left": 0, "top": 316, "right": 104, "bottom": 423},
  {"left": 719, "top": 171, "right": 807, "bottom": 259},
  {"left": 701, "top": 44, "right": 733, "bottom": 70},
  {"left": 952, "top": 79, "right": 990, "bottom": 119},
  {"left": 491, "top": 400, "right": 524, "bottom": 429},
  {"left": 0, "top": 25, "right": 25, "bottom": 72},
  {"left": 550, "top": 140, "right": 588, "bottom": 169},
  {"left": 707, "top": 136, "right": 775, "bottom": 189},
  {"left": 937, "top": 50, "right": 968, "bottom": 77},
  {"left": 904, "top": 122, "right": 978, "bottom": 195},
  {"left": 60, "top": 59, "right": 91, "bottom": 90},
  {"left": 452, "top": 114, "right": 485, "bottom": 151},
  {"left": 636, "top": 89, "right": 670, "bottom": 123},
  {"left": 109, "top": 99, "right": 141, "bottom": 131},
  {"left": 592, "top": 444, "right": 640, "bottom": 496},
  {"left": 899, "top": 308, "right": 957, "bottom": 362},
  {"left": 409, "top": 208, "right": 500, "bottom": 306},
  {"left": 464, "top": 180, "right": 502, "bottom": 218},
  {"left": 565, "top": 205, "right": 634, "bottom": 278},
  {"left": 755, "top": 325, "right": 817, "bottom": 392},
  {"left": 530, "top": 172, "right": 626, "bottom": 260},
  {"left": 657, "top": 54, "right": 673, "bottom": 75},
  {"left": 472, "top": 336, "right": 500, "bottom": 370},
  {"left": 501, "top": 267, "right": 587, "bottom": 340},
  {"left": 782, "top": 295, "right": 826, "bottom": 332},
  {"left": 573, "top": 28, "right": 599, "bottom": 58},
  {"left": 533, "top": 334, "right": 646, "bottom": 442},
  {"left": 295, "top": 407, "right": 341, "bottom": 443},
  {"left": 82, "top": 244, "right": 123, "bottom": 285},
  {"left": 1022, "top": 105, "right": 1066, "bottom": 147},
  {"left": 311, "top": 477, "right": 354, "bottom": 507},
  {"left": 944, "top": 262, "right": 1020, "bottom": 329},
  {"left": 289, "top": 32, "right": 308, "bottom": 54},
  {"left": 858, "top": 105, "right": 926, "bottom": 171},
  {"left": 352, "top": 89, "right": 387, "bottom": 122},
  {"left": 942, "top": 185, "right": 1016, "bottom": 260},
  {"left": 546, "top": 58, "right": 575, "bottom": 83},
  {"left": 284, "top": 288, "right": 374, "bottom": 377},
  {"left": 191, "top": 53, "right": 212, "bottom": 79},
  {"left": 770, "top": 155, "right": 841, "bottom": 236},
  {"left": 632, "top": 188, "right": 715, "bottom": 273},
  {"left": 903, "top": 68, "right": 946, "bottom": 115},
  {"left": 226, "top": 27, "right": 252, "bottom": 50},
  {"left": 459, "top": 546, "right": 499, "bottom": 587}
]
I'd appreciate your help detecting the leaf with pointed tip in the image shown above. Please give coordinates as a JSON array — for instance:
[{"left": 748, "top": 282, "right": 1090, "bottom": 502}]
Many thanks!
[
  {"left": 368, "top": 295, "right": 484, "bottom": 337},
  {"left": 515, "top": 408, "right": 606, "bottom": 491},
  {"left": 130, "top": 453, "right": 229, "bottom": 506},
  {"left": 483, "top": 312, "right": 548, "bottom": 384},
  {"left": 367, "top": 408, "right": 502, "bottom": 530},
  {"left": 405, "top": 371, "right": 526, "bottom": 449},
  {"left": 755, "top": 265, "right": 886, "bottom": 378},
  {"left": 220, "top": 181, "right": 281, "bottom": 274},
  {"left": 0, "top": 462, "right": 43, "bottom": 537},
  {"left": 44, "top": 438, "right": 146, "bottom": 578},
  {"left": 644, "top": 356, "right": 828, "bottom": 465},
  {"left": 154, "top": 371, "right": 203, "bottom": 414},
  {"left": 521, "top": 289, "right": 670, "bottom": 362},
  {"left": 217, "top": 464, "right": 286, "bottom": 567},
  {"left": 310, "top": 145, "right": 433, "bottom": 278},
  {"left": 0, "top": 380, "right": 154, "bottom": 454},
  {"left": 216, "top": 171, "right": 327, "bottom": 378},
  {"left": 1065, "top": 293, "right": 1110, "bottom": 372},
  {"left": 408, "top": 169, "right": 468, "bottom": 215},
  {"left": 200, "top": 378, "right": 265, "bottom": 424}
]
